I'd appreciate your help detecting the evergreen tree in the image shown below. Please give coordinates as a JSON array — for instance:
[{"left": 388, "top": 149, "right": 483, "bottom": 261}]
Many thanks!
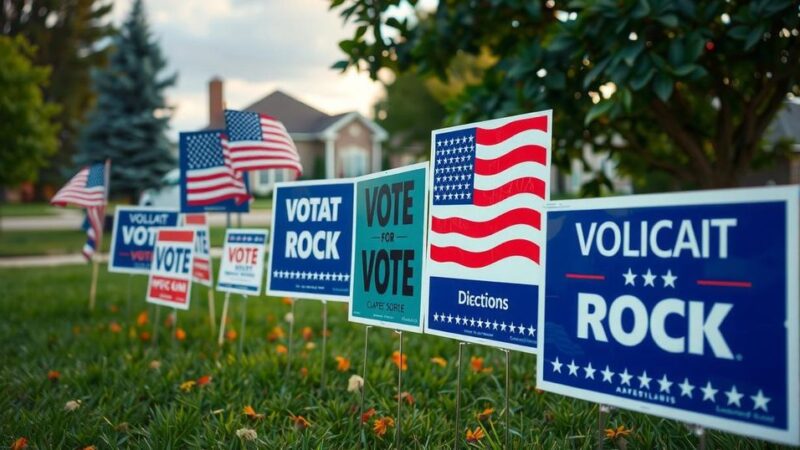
[{"left": 77, "top": 0, "right": 176, "bottom": 201}]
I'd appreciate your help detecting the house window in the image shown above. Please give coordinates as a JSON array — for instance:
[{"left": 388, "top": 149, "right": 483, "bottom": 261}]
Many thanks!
[
  {"left": 256, "top": 169, "right": 289, "bottom": 194},
  {"left": 340, "top": 147, "right": 368, "bottom": 177}
]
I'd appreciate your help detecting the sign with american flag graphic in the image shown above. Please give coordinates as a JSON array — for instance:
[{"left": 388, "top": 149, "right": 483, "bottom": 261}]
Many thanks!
[
  {"left": 423, "top": 111, "right": 552, "bottom": 353},
  {"left": 224, "top": 109, "right": 303, "bottom": 177},
  {"left": 539, "top": 186, "right": 799, "bottom": 445},
  {"left": 179, "top": 130, "right": 251, "bottom": 213}
]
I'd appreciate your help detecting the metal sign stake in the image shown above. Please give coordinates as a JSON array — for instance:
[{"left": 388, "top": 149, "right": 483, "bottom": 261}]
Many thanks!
[
  {"left": 285, "top": 298, "right": 296, "bottom": 378},
  {"left": 359, "top": 325, "right": 371, "bottom": 449},
  {"left": 454, "top": 342, "right": 467, "bottom": 450},
  {"left": 504, "top": 349, "right": 511, "bottom": 449},
  {"left": 320, "top": 300, "right": 328, "bottom": 393},
  {"left": 217, "top": 292, "right": 230, "bottom": 347},
  {"left": 239, "top": 295, "right": 247, "bottom": 356},
  {"left": 395, "top": 329, "right": 404, "bottom": 449}
]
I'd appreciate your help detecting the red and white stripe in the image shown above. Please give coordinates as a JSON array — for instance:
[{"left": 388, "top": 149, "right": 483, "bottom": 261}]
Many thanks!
[
  {"left": 187, "top": 136, "right": 249, "bottom": 206},
  {"left": 50, "top": 168, "right": 105, "bottom": 207},
  {"left": 228, "top": 114, "right": 303, "bottom": 175}
]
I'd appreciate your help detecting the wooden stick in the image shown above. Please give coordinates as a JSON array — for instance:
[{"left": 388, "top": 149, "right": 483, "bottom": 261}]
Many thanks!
[
  {"left": 89, "top": 259, "right": 100, "bottom": 311},
  {"left": 217, "top": 292, "right": 230, "bottom": 346},
  {"left": 207, "top": 287, "right": 216, "bottom": 336}
]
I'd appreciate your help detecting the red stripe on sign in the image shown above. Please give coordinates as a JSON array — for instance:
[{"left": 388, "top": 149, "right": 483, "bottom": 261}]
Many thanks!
[
  {"left": 475, "top": 115, "right": 549, "bottom": 146},
  {"left": 184, "top": 214, "right": 206, "bottom": 225},
  {"left": 473, "top": 177, "right": 546, "bottom": 206},
  {"left": 565, "top": 273, "right": 606, "bottom": 280},
  {"left": 474, "top": 144, "right": 548, "bottom": 176},
  {"left": 158, "top": 229, "right": 195, "bottom": 243},
  {"left": 431, "top": 207, "right": 541, "bottom": 237},
  {"left": 430, "top": 239, "right": 540, "bottom": 268},
  {"left": 697, "top": 279, "right": 752, "bottom": 288}
]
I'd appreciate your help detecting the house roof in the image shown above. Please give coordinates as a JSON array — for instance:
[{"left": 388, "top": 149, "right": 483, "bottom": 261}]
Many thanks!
[
  {"left": 242, "top": 90, "right": 343, "bottom": 135},
  {"left": 767, "top": 101, "right": 800, "bottom": 147}
]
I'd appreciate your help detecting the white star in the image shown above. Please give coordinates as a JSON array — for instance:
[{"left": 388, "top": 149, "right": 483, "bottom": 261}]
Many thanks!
[
  {"left": 433, "top": 313, "right": 440, "bottom": 322},
  {"left": 476, "top": 318, "right": 484, "bottom": 328},
  {"left": 679, "top": 378, "right": 695, "bottom": 398},
  {"left": 661, "top": 269, "right": 677, "bottom": 288},
  {"left": 725, "top": 385, "right": 744, "bottom": 407},
  {"left": 567, "top": 360, "right": 579, "bottom": 376},
  {"left": 455, "top": 316, "right": 462, "bottom": 325},
  {"left": 447, "top": 314, "right": 453, "bottom": 323},
  {"left": 509, "top": 322, "right": 516, "bottom": 334},
  {"left": 527, "top": 325, "right": 536, "bottom": 336},
  {"left": 751, "top": 389, "right": 771, "bottom": 412},
  {"left": 551, "top": 357, "right": 563, "bottom": 373},
  {"left": 469, "top": 317, "right": 475, "bottom": 327},
  {"left": 500, "top": 322, "right": 507, "bottom": 331},
  {"left": 642, "top": 269, "right": 656, "bottom": 287},
  {"left": 273, "top": 270, "right": 279, "bottom": 278},
  {"left": 492, "top": 321, "right": 499, "bottom": 330},
  {"left": 601, "top": 366, "right": 615, "bottom": 383},
  {"left": 622, "top": 268, "right": 637, "bottom": 286},
  {"left": 583, "top": 362, "right": 596, "bottom": 379},
  {"left": 701, "top": 381, "right": 718, "bottom": 402},
  {"left": 619, "top": 369, "right": 632, "bottom": 386},
  {"left": 637, "top": 370, "right": 652, "bottom": 389},
  {"left": 657, "top": 374, "right": 673, "bottom": 393}
]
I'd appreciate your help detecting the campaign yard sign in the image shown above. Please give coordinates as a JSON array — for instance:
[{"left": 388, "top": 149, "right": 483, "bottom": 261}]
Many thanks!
[
  {"left": 146, "top": 228, "right": 195, "bottom": 310},
  {"left": 217, "top": 229, "right": 268, "bottom": 296},
  {"left": 349, "top": 163, "right": 428, "bottom": 332},
  {"left": 267, "top": 179, "right": 354, "bottom": 301},
  {"left": 108, "top": 206, "right": 180, "bottom": 274},
  {"left": 183, "top": 213, "right": 212, "bottom": 286},
  {"left": 538, "top": 186, "right": 799, "bottom": 445},
  {"left": 423, "top": 111, "right": 552, "bottom": 353}
]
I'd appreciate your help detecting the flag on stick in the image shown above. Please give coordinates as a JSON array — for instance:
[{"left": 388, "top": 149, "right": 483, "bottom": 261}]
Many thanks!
[
  {"left": 223, "top": 109, "right": 303, "bottom": 177},
  {"left": 184, "top": 130, "right": 250, "bottom": 207}
]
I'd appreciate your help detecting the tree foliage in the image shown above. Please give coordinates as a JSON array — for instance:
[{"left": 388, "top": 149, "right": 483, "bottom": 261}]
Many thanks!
[
  {"left": 331, "top": 0, "right": 800, "bottom": 191},
  {"left": 0, "top": 35, "right": 59, "bottom": 189},
  {"left": 77, "top": 0, "right": 176, "bottom": 200},
  {"left": 1, "top": 0, "right": 114, "bottom": 191}
]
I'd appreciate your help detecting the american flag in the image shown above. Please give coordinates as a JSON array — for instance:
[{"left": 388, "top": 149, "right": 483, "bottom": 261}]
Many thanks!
[
  {"left": 429, "top": 112, "right": 551, "bottom": 280},
  {"left": 51, "top": 161, "right": 109, "bottom": 261},
  {"left": 185, "top": 130, "right": 250, "bottom": 206},
  {"left": 224, "top": 109, "right": 303, "bottom": 177}
]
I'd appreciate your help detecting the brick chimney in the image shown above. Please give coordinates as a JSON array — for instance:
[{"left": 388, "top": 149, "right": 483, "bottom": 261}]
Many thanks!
[{"left": 208, "top": 76, "right": 224, "bottom": 128}]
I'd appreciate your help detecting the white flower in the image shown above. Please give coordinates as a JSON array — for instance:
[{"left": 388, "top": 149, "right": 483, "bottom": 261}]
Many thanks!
[
  {"left": 347, "top": 374, "right": 364, "bottom": 393},
  {"left": 64, "top": 400, "right": 81, "bottom": 412},
  {"left": 236, "top": 427, "right": 258, "bottom": 441},
  {"left": 284, "top": 312, "right": 294, "bottom": 324}
]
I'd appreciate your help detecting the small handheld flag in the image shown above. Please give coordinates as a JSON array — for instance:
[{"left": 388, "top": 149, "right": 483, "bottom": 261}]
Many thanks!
[
  {"left": 184, "top": 130, "right": 250, "bottom": 207},
  {"left": 51, "top": 161, "right": 109, "bottom": 261},
  {"left": 223, "top": 109, "right": 303, "bottom": 177}
]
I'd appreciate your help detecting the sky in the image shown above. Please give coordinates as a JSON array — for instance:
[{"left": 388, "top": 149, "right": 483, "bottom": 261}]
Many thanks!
[{"left": 109, "top": 0, "right": 389, "bottom": 133}]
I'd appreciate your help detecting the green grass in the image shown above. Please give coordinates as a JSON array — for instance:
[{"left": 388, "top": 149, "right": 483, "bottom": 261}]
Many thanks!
[
  {"left": 0, "top": 265, "right": 788, "bottom": 448},
  {"left": 250, "top": 196, "right": 273, "bottom": 210},
  {"left": 0, "top": 202, "right": 60, "bottom": 217}
]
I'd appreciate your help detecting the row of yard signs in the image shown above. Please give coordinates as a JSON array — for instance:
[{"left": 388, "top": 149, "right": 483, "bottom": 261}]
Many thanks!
[{"left": 103, "top": 109, "right": 799, "bottom": 446}]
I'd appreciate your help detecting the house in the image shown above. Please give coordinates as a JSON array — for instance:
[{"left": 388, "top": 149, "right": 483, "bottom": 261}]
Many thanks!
[{"left": 206, "top": 77, "right": 388, "bottom": 195}]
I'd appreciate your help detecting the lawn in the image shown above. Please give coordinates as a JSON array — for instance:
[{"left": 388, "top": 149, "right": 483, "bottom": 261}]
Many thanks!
[
  {"left": 0, "top": 265, "right": 787, "bottom": 448},
  {"left": 0, "top": 202, "right": 59, "bottom": 217}
]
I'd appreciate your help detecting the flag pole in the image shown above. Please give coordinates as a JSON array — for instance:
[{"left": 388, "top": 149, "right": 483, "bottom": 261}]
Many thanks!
[
  {"left": 89, "top": 258, "right": 100, "bottom": 311},
  {"left": 89, "top": 159, "right": 112, "bottom": 312}
]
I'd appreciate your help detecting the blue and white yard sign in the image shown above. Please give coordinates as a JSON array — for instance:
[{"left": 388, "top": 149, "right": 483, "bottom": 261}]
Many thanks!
[
  {"left": 217, "top": 229, "right": 268, "bottom": 296},
  {"left": 423, "top": 111, "right": 552, "bottom": 353},
  {"left": 108, "top": 206, "right": 180, "bottom": 274},
  {"left": 538, "top": 186, "right": 799, "bottom": 445},
  {"left": 266, "top": 179, "right": 354, "bottom": 301}
]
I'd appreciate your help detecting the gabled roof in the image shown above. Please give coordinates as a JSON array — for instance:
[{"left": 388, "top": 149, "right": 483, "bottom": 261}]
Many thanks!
[{"left": 243, "top": 90, "right": 334, "bottom": 134}]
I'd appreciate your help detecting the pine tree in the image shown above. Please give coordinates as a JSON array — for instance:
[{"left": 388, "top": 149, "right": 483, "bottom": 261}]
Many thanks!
[{"left": 76, "top": 0, "right": 176, "bottom": 200}]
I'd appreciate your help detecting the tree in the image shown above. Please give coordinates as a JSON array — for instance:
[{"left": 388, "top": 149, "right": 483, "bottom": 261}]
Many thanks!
[
  {"left": 331, "top": 0, "right": 800, "bottom": 192},
  {"left": 1, "top": 0, "right": 114, "bottom": 193},
  {"left": 0, "top": 35, "right": 59, "bottom": 190},
  {"left": 77, "top": 0, "right": 176, "bottom": 201}
]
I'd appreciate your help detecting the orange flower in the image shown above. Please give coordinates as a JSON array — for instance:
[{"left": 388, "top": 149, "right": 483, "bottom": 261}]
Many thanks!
[
  {"left": 289, "top": 413, "right": 311, "bottom": 430},
  {"left": 139, "top": 331, "right": 151, "bottom": 342},
  {"left": 299, "top": 367, "right": 309, "bottom": 378},
  {"left": 11, "top": 437, "right": 28, "bottom": 450},
  {"left": 226, "top": 329, "right": 238, "bottom": 341},
  {"left": 302, "top": 326, "right": 313, "bottom": 341},
  {"left": 282, "top": 297, "right": 293, "bottom": 306},
  {"left": 391, "top": 351, "right": 408, "bottom": 371},
  {"left": 335, "top": 356, "right": 351, "bottom": 372},
  {"left": 477, "top": 408, "right": 494, "bottom": 421},
  {"left": 196, "top": 375, "right": 212, "bottom": 386},
  {"left": 605, "top": 425, "right": 632, "bottom": 440},
  {"left": 466, "top": 427, "right": 485, "bottom": 442},
  {"left": 276, "top": 344, "right": 288, "bottom": 355},
  {"left": 136, "top": 311, "right": 148, "bottom": 326},
  {"left": 470, "top": 356, "right": 492, "bottom": 373},
  {"left": 267, "top": 326, "right": 285, "bottom": 342},
  {"left": 109, "top": 322, "right": 122, "bottom": 333},
  {"left": 175, "top": 328, "right": 186, "bottom": 341},
  {"left": 373, "top": 416, "right": 395, "bottom": 437},
  {"left": 360, "top": 407, "right": 376, "bottom": 424},
  {"left": 430, "top": 356, "right": 447, "bottom": 367},
  {"left": 81, "top": 446, "right": 97, "bottom": 450},
  {"left": 179, "top": 380, "right": 195, "bottom": 392},
  {"left": 396, "top": 391, "right": 415, "bottom": 405},
  {"left": 47, "top": 370, "right": 61, "bottom": 382},
  {"left": 243, "top": 405, "right": 264, "bottom": 420}
]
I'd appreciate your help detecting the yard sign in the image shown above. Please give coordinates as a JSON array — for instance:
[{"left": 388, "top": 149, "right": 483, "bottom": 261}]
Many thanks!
[
  {"left": 267, "top": 179, "right": 355, "bottom": 301},
  {"left": 146, "top": 228, "right": 195, "bottom": 310},
  {"left": 423, "top": 110, "right": 552, "bottom": 353},
  {"left": 217, "top": 229, "right": 268, "bottom": 296},
  {"left": 349, "top": 163, "right": 428, "bottom": 332},
  {"left": 538, "top": 186, "right": 799, "bottom": 445},
  {"left": 108, "top": 206, "right": 179, "bottom": 274},
  {"left": 182, "top": 213, "right": 212, "bottom": 286}
]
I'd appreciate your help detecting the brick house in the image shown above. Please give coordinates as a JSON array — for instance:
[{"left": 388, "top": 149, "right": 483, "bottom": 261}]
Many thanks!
[{"left": 206, "top": 77, "right": 388, "bottom": 195}]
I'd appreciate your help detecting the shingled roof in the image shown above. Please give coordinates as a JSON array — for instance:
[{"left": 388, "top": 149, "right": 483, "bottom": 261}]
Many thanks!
[{"left": 243, "top": 90, "right": 345, "bottom": 135}]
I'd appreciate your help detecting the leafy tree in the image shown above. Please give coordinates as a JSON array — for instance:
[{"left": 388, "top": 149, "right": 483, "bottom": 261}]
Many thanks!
[
  {"left": 0, "top": 35, "right": 59, "bottom": 190},
  {"left": 331, "top": 0, "right": 800, "bottom": 191},
  {"left": 77, "top": 0, "right": 176, "bottom": 201},
  {"left": 1, "top": 0, "right": 114, "bottom": 193}
]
